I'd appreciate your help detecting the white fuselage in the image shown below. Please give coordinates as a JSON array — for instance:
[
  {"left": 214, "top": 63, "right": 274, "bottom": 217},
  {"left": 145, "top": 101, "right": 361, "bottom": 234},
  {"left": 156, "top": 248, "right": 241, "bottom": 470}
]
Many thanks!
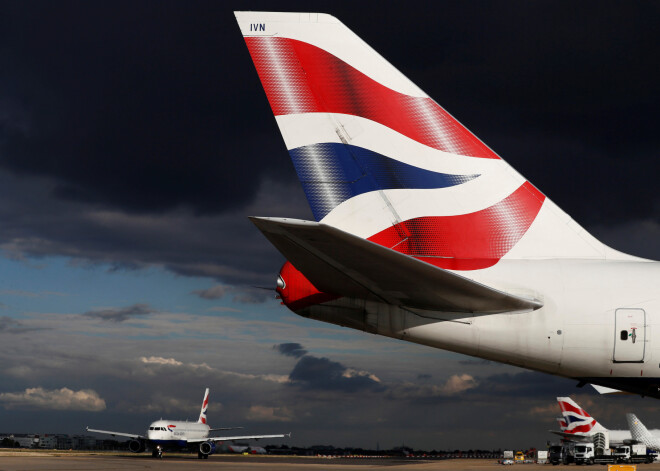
[
  {"left": 147, "top": 419, "right": 209, "bottom": 444},
  {"left": 607, "top": 429, "right": 660, "bottom": 445},
  {"left": 301, "top": 259, "right": 660, "bottom": 395}
]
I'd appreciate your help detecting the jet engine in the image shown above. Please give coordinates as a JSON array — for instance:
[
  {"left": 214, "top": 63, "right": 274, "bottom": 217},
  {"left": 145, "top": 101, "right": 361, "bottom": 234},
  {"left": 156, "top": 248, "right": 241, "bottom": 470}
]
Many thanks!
[
  {"left": 128, "top": 439, "right": 145, "bottom": 453},
  {"left": 199, "top": 441, "right": 216, "bottom": 457}
]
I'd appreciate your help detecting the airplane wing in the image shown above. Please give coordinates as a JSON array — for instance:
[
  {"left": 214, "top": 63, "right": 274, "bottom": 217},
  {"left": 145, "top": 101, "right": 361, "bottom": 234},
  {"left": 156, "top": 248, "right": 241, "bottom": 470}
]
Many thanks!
[
  {"left": 250, "top": 217, "right": 543, "bottom": 314},
  {"left": 86, "top": 426, "right": 145, "bottom": 440},
  {"left": 209, "top": 426, "right": 244, "bottom": 431},
  {"left": 187, "top": 433, "right": 289, "bottom": 444}
]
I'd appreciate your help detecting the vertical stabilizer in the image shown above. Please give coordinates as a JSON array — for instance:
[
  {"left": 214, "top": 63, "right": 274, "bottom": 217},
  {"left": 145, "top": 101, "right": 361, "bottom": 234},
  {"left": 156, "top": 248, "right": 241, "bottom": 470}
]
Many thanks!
[
  {"left": 627, "top": 413, "right": 654, "bottom": 444},
  {"left": 557, "top": 417, "right": 568, "bottom": 431},
  {"left": 235, "top": 11, "right": 636, "bottom": 273},
  {"left": 198, "top": 388, "right": 210, "bottom": 424},
  {"left": 557, "top": 397, "right": 607, "bottom": 435}
]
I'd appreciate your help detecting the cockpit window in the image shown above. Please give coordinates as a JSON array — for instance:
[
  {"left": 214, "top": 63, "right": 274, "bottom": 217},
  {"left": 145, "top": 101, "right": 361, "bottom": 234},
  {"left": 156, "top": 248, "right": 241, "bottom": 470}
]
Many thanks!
[{"left": 149, "top": 427, "right": 154, "bottom": 430}]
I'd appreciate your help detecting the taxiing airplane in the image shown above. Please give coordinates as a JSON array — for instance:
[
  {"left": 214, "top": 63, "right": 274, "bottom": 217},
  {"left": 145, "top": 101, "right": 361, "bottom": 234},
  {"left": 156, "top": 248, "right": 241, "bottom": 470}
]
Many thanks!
[
  {"left": 236, "top": 11, "right": 660, "bottom": 398},
  {"left": 87, "top": 388, "right": 288, "bottom": 459}
]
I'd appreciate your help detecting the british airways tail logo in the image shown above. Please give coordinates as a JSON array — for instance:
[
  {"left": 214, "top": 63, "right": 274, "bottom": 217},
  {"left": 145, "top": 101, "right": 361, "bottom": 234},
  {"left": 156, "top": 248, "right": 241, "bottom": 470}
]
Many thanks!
[{"left": 558, "top": 400, "right": 596, "bottom": 434}]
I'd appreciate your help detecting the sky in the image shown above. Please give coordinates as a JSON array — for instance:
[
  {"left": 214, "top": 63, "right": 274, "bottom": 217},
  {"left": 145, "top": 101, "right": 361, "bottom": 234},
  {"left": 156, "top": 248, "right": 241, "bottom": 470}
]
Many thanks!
[{"left": 1, "top": 0, "right": 660, "bottom": 451}]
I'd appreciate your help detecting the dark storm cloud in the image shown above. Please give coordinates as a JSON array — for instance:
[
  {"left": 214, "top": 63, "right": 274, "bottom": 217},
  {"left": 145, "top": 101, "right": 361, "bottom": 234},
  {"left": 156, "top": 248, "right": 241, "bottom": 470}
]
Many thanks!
[
  {"left": 82, "top": 303, "right": 155, "bottom": 323},
  {"left": 472, "top": 371, "right": 578, "bottom": 398},
  {"left": 273, "top": 342, "right": 308, "bottom": 359},
  {"left": 289, "top": 355, "right": 385, "bottom": 393},
  {"left": 0, "top": 2, "right": 293, "bottom": 215}
]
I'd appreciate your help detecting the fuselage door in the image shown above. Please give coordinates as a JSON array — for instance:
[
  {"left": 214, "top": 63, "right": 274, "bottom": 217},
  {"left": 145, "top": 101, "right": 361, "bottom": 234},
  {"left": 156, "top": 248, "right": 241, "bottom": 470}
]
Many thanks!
[{"left": 613, "top": 308, "right": 646, "bottom": 363}]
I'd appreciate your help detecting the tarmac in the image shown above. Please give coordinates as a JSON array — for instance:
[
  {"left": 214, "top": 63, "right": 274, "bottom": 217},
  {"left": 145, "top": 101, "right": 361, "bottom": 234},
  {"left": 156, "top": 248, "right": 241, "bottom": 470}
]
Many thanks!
[{"left": 3, "top": 452, "right": 660, "bottom": 471}]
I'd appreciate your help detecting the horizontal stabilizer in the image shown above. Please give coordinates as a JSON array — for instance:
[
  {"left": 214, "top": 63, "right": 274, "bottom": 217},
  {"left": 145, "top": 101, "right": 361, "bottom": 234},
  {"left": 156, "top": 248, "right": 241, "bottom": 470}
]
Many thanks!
[
  {"left": 549, "top": 430, "right": 592, "bottom": 442},
  {"left": 250, "top": 217, "right": 542, "bottom": 314},
  {"left": 591, "top": 384, "right": 629, "bottom": 395}
]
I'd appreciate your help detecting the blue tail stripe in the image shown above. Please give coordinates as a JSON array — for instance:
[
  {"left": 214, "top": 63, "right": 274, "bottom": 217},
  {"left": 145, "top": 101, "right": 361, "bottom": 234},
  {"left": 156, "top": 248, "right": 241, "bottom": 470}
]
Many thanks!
[
  {"left": 288, "top": 143, "right": 479, "bottom": 221},
  {"left": 564, "top": 415, "right": 588, "bottom": 424}
]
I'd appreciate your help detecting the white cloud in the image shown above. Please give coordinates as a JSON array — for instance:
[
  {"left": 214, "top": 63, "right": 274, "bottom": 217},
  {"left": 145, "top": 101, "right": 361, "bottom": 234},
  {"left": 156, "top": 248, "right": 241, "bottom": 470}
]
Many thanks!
[
  {"left": 342, "top": 368, "right": 381, "bottom": 382},
  {"left": 140, "top": 356, "right": 212, "bottom": 371},
  {"left": 0, "top": 387, "right": 106, "bottom": 411},
  {"left": 140, "top": 356, "right": 183, "bottom": 366},
  {"left": 222, "top": 370, "right": 290, "bottom": 384},
  {"left": 440, "top": 374, "right": 478, "bottom": 395}
]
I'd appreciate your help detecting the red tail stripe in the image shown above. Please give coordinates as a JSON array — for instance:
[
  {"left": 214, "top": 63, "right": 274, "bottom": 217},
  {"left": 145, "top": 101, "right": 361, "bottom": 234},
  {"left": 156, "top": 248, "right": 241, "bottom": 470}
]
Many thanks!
[
  {"left": 559, "top": 401, "right": 592, "bottom": 418},
  {"left": 565, "top": 419, "right": 596, "bottom": 434},
  {"left": 367, "top": 182, "right": 545, "bottom": 270},
  {"left": 245, "top": 36, "right": 499, "bottom": 160}
]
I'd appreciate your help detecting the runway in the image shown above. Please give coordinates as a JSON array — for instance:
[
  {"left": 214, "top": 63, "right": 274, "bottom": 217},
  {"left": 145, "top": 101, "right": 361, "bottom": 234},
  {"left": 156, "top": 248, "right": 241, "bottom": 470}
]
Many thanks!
[{"left": 4, "top": 453, "right": 660, "bottom": 471}]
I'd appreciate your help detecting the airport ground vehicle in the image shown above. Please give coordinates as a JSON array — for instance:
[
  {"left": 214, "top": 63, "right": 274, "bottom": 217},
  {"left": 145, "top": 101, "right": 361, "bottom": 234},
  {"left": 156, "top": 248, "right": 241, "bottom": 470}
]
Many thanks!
[
  {"left": 595, "top": 445, "right": 650, "bottom": 464},
  {"left": 549, "top": 445, "right": 573, "bottom": 465},
  {"left": 574, "top": 443, "right": 595, "bottom": 465},
  {"left": 514, "top": 451, "right": 525, "bottom": 463},
  {"left": 503, "top": 451, "right": 514, "bottom": 460},
  {"left": 618, "top": 445, "right": 651, "bottom": 464},
  {"left": 536, "top": 450, "right": 548, "bottom": 464}
]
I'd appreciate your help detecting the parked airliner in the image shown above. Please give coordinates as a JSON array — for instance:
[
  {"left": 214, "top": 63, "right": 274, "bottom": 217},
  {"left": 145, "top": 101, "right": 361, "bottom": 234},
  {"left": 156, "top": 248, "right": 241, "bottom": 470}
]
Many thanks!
[
  {"left": 236, "top": 11, "right": 660, "bottom": 398},
  {"left": 554, "top": 397, "right": 660, "bottom": 452},
  {"left": 87, "top": 388, "right": 288, "bottom": 459},
  {"left": 553, "top": 397, "right": 633, "bottom": 445}
]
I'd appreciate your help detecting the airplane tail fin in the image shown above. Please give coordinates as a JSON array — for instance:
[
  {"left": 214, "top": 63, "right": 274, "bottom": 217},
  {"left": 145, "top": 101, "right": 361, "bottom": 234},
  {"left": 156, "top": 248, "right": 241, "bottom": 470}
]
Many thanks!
[
  {"left": 198, "top": 388, "right": 209, "bottom": 424},
  {"left": 627, "top": 413, "right": 654, "bottom": 444},
  {"left": 557, "top": 396, "right": 607, "bottom": 436},
  {"left": 236, "top": 11, "right": 633, "bottom": 272},
  {"left": 557, "top": 417, "right": 568, "bottom": 431}
]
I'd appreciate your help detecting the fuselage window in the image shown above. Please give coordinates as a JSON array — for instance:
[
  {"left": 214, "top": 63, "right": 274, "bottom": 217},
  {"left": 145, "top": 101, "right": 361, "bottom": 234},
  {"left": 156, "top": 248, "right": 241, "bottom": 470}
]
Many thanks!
[{"left": 620, "top": 330, "right": 628, "bottom": 341}]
